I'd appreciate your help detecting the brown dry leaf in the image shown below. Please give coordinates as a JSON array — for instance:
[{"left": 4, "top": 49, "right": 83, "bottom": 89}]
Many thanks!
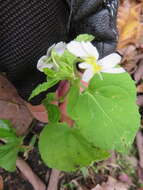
[
  {"left": 137, "top": 95, "right": 143, "bottom": 107},
  {"left": 91, "top": 184, "right": 104, "bottom": 190},
  {"left": 0, "top": 176, "right": 3, "bottom": 190},
  {"left": 119, "top": 45, "right": 138, "bottom": 74},
  {"left": 134, "top": 61, "right": 143, "bottom": 82},
  {"left": 117, "top": 0, "right": 142, "bottom": 49},
  {"left": 26, "top": 103, "right": 48, "bottom": 123},
  {"left": 124, "top": 155, "right": 138, "bottom": 169},
  {"left": 118, "top": 45, "right": 137, "bottom": 62},
  {"left": 137, "top": 83, "right": 143, "bottom": 93},
  {"left": 118, "top": 173, "right": 132, "bottom": 185},
  {"left": 0, "top": 75, "right": 33, "bottom": 135},
  {"left": 97, "top": 176, "right": 129, "bottom": 190}
]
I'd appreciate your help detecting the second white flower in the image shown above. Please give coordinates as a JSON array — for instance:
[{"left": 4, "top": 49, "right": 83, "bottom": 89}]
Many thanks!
[{"left": 67, "top": 41, "right": 125, "bottom": 82}]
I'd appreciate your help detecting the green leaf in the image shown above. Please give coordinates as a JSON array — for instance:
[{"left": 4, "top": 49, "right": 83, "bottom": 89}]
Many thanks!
[
  {"left": 67, "top": 82, "right": 80, "bottom": 120},
  {"left": 0, "top": 120, "right": 17, "bottom": 140},
  {"left": 89, "top": 73, "right": 136, "bottom": 99},
  {"left": 0, "top": 120, "right": 12, "bottom": 131},
  {"left": 0, "top": 140, "right": 21, "bottom": 171},
  {"left": 0, "top": 120, "right": 22, "bottom": 171},
  {"left": 74, "top": 73, "right": 140, "bottom": 153},
  {"left": 44, "top": 103, "right": 61, "bottom": 123},
  {"left": 43, "top": 68, "right": 57, "bottom": 78},
  {"left": 75, "top": 34, "right": 95, "bottom": 42},
  {"left": 39, "top": 123, "right": 109, "bottom": 171},
  {"left": 29, "top": 79, "right": 59, "bottom": 100},
  {"left": 29, "top": 135, "right": 37, "bottom": 147},
  {"left": 51, "top": 50, "right": 60, "bottom": 69},
  {"left": 61, "top": 50, "right": 77, "bottom": 66},
  {"left": 44, "top": 93, "right": 56, "bottom": 104}
]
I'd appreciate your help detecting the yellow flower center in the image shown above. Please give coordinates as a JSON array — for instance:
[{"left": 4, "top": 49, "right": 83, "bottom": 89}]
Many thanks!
[{"left": 85, "top": 57, "right": 102, "bottom": 73}]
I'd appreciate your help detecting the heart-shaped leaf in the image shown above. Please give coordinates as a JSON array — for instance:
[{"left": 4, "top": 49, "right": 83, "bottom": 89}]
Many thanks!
[
  {"left": 39, "top": 123, "right": 109, "bottom": 171},
  {"left": 74, "top": 73, "right": 140, "bottom": 152}
]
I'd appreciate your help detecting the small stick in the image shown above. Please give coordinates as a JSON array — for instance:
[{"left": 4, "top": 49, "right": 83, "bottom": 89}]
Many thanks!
[
  {"left": 16, "top": 157, "right": 46, "bottom": 190},
  {"left": 136, "top": 131, "right": 143, "bottom": 169},
  {"left": 46, "top": 169, "right": 60, "bottom": 190}
]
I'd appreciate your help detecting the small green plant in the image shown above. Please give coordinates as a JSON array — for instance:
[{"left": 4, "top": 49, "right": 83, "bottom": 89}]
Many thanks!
[
  {"left": 0, "top": 120, "right": 23, "bottom": 171},
  {"left": 0, "top": 34, "right": 140, "bottom": 172}
]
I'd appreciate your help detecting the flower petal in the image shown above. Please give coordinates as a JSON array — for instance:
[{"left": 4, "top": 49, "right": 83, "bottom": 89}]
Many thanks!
[
  {"left": 54, "top": 42, "right": 66, "bottom": 55},
  {"left": 98, "top": 53, "right": 121, "bottom": 69},
  {"left": 37, "top": 63, "right": 53, "bottom": 72},
  {"left": 79, "top": 62, "right": 92, "bottom": 69},
  {"left": 67, "top": 41, "right": 88, "bottom": 57},
  {"left": 37, "top": 56, "right": 53, "bottom": 72},
  {"left": 82, "top": 68, "right": 94, "bottom": 82},
  {"left": 47, "top": 44, "right": 55, "bottom": 56},
  {"left": 102, "top": 67, "right": 126, "bottom": 73},
  {"left": 81, "top": 42, "right": 99, "bottom": 59},
  {"left": 37, "top": 56, "right": 47, "bottom": 68}
]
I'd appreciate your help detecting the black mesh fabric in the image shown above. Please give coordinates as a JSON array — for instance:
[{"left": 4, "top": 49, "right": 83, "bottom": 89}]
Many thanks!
[
  {"left": 0, "top": 0, "right": 119, "bottom": 105},
  {"left": 0, "top": 0, "right": 69, "bottom": 104}
]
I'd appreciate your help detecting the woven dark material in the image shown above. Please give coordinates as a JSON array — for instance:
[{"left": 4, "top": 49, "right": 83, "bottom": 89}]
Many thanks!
[
  {"left": 0, "top": 0, "right": 69, "bottom": 104},
  {"left": 0, "top": 0, "right": 119, "bottom": 104},
  {"left": 70, "top": 0, "right": 119, "bottom": 58}
]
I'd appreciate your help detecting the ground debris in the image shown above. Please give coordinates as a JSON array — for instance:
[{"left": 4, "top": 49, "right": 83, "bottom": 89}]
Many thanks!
[
  {"left": 0, "top": 75, "right": 33, "bottom": 135},
  {"left": 0, "top": 176, "right": 3, "bottom": 190}
]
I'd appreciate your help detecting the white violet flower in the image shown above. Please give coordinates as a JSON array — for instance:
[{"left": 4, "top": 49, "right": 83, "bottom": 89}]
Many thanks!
[
  {"left": 37, "top": 42, "right": 66, "bottom": 72},
  {"left": 67, "top": 41, "right": 125, "bottom": 82}
]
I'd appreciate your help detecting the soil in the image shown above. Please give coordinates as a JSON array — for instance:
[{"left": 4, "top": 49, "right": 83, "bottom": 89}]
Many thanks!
[
  {"left": 0, "top": 122, "right": 49, "bottom": 190},
  {"left": 0, "top": 148, "right": 49, "bottom": 190}
]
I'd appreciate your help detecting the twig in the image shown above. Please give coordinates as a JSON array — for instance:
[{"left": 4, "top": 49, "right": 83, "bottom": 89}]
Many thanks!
[
  {"left": 16, "top": 157, "right": 46, "bottom": 190},
  {"left": 136, "top": 131, "right": 143, "bottom": 168},
  {"left": 46, "top": 169, "right": 61, "bottom": 190}
]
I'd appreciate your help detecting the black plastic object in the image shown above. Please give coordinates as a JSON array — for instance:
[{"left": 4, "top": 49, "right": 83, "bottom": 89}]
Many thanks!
[{"left": 70, "top": 0, "right": 119, "bottom": 58}]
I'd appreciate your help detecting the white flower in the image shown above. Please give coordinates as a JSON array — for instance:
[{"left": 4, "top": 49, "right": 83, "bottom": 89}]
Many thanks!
[
  {"left": 37, "top": 42, "right": 66, "bottom": 72},
  {"left": 67, "top": 41, "right": 125, "bottom": 82},
  {"left": 47, "top": 42, "right": 66, "bottom": 56},
  {"left": 37, "top": 56, "right": 53, "bottom": 72}
]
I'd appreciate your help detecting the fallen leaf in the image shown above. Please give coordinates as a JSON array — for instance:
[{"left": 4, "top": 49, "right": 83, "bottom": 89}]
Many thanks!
[
  {"left": 118, "top": 173, "right": 132, "bottom": 185},
  {"left": 134, "top": 61, "right": 143, "bottom": 82},
  {"left": 0, "top": 176, "right": 3, "bottom": 190},
  {"left": 26, "top": 103, "right": 48, "bottom": 123},
  {"left": 124, "top": 155, "right": 138, "bottom": 169},
  {"left": 137, "top": 83, "right": 143, "bottom": 93},
  {"left": 137, "top": 95, "right": 143, "bottom": 107},
  {"left": 91, "top": 184, "right": 104, "bottom": 190},
  {"left": 117, "top": 0, "right": 142, "bottom": 49},
  {"left": 0, "top": 75, "right": 33, "bottom": 135},
  {"left": 100, "top": 176, "right": 129, "bottom": 190}
]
